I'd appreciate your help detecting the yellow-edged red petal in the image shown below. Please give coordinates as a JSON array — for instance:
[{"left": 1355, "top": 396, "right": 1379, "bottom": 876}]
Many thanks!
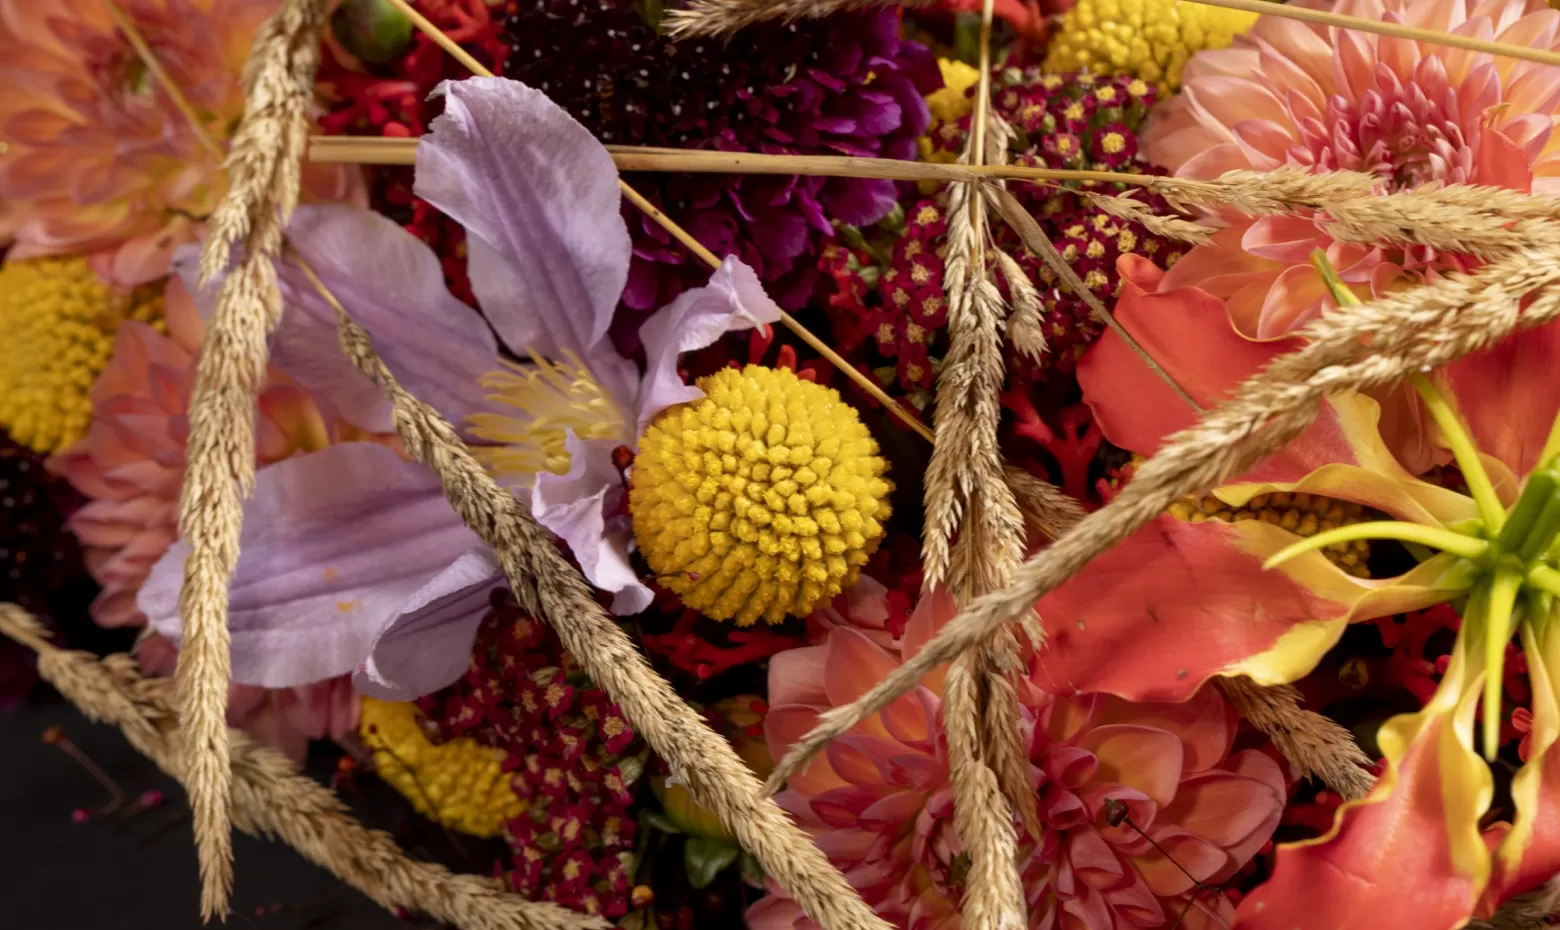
[
  {"left": 1439, "top": 319, "right": 1560, "bottom": 484},
  {"left": 1235, "top": 619, "right": 1492, "bottom": 930},
  {"left": 1484, "top": 614, "right": 1560, "bottom": 911},
  {"left": 1081, "top": 256, "right": 1475, "bottom": 527},
  {"left": 1031, "top": 517, "right": 1465, "bottom": 703}
]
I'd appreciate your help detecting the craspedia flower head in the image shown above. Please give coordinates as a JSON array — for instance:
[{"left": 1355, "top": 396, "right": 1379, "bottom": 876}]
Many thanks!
[
  {"left": 0, "top": 257, "right": 163, "bottom": 455},
  {"left": 360, "top": 697, "right": 526, "bottom": 838},
  {"left": 631, "top": 365, "right": 892, "bottom": 627},
  {"left": 1043, "top": 0, "right": 1259, "bottom": 90}
]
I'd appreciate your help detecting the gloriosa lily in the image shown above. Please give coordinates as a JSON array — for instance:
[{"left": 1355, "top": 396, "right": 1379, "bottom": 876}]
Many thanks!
[{"left": 1061, "top": 251, "right": 1560, "bottom": 930}]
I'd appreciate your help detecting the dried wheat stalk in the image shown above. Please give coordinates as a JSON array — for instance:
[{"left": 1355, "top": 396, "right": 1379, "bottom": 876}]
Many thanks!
[
  {"left": 178, "top": 0, "right": 327, "bottom": 916},
  {"left": 1003, "top": 466, "right": 1087, "bottom": 541},
  {"left": 1470, "top": 878, "right": 1560, "bottom": 930},
  {"left": 764, "top": 244, "right": 1560, "bottom": 794},
  {"left": 663, "top": 0, "right": 934, "bottom": 40},
  {"left": 924, "top": 74, "right": 1031, "bottom": 923},
  {"left": 0, "top": 605, "right": 603, "bottom": 930},
  {"left": 1216, "top": 677, "right": 1375, "bottom": 801},
  {"left": 302, "top": 275, "right": 892, "bottom": 930}
]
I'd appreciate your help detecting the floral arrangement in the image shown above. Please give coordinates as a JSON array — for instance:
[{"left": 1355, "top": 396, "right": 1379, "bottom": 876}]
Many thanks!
[{"left": 8, "top": 1, "right": 1560, "bottom": 930}]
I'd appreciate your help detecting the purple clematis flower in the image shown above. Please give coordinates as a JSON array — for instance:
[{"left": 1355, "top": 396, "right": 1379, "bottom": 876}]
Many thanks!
[{"left": 140, "top": 77, "right": 781, "bottom": 700}]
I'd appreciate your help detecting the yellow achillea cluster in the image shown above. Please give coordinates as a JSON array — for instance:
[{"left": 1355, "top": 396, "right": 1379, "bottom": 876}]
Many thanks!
[
  {"left": 1169, "top": 491, "right": 1372, "bottom": 578},
  {"left": 920, "top": 58, "right": 982, "bottom": 166},
  {"left": 630, "top": 365, "right": 892, "bottom": 626},
  {"left": 359, "top": 698, "right": 525, "bottom": 838},
  {"left": 0, "top": 257, "right": 163, "bottom": 455},
  {"left": 1043, "top": 0, "right": 1259, "bottom": 90}
]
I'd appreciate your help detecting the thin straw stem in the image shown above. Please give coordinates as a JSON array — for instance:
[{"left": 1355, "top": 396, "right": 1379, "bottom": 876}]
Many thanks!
[
  {"left": 374, "top": 4, "right": 933, "bottom": 442},
  {"left": 1188, "top": 0, "right": 1560, "bottom": 69},
  {"left": 307, "top": 135, "right": 1162, "bottom": 185},
  {"left": 101, "top": 0, "right": 226, "bottom": 162}
]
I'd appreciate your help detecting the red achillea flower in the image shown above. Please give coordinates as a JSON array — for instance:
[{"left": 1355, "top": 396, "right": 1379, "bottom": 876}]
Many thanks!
[{"left": 418, "top": 597, "right": 638, "bottom": 917}]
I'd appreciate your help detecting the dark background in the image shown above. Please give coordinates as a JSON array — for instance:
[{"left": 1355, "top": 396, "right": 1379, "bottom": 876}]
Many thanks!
[{"left": 2, "top": 683, "right": 414, "bottom": 930}]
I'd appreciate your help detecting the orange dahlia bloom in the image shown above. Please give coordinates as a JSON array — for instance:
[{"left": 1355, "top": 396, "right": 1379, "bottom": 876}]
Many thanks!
[
  {"left": 1143, "top": 0, "right": 1560, "bottom": 339},
  {"left": 750, "top": 585, "right": 1284, "bottom": 930},
  {"left": 0, "top": 0, "right": 361, "bottom": 285}
]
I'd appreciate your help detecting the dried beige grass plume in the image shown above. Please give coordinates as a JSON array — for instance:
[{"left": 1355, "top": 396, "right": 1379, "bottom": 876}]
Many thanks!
[
  {"left": 178, "top": 0, "right": 328, "bottom": 916},
  {"left": 764, "top": 243, "right": 1560, "bottom": 795},
  {"left": 663, "top": 0, "right": 934, "bottom": 40},
  {"left": 306, "top": 274, "right": 894, "bottom": 930},
  {"left": 1216, "top": 677, "right": 1375, "bottom": 801},
  {"left": 0, "top": 604, "right": 604, "bottom": 930}
]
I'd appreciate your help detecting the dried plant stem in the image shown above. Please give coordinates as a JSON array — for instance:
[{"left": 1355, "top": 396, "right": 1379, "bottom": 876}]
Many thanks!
[
  {"left": 1003, "top": 466, "right": 1087, "bottom": 540},
  {"left": 985, "top": 184, "right": 1201, "bottom": 412},
  {"left": 1215, "top": 678, "right": 1375, "bottom": 801},
  {"left": 102, "top": 0, "right": 224, "bottom": 160},
  {"left": 662, "top": 0, "right": 932, "bottom": 40},
  {"left": 764, "top": 244, "right": 1560, "bottom": 795},
  {"left": 1469, "top": 878, "right": 1560, "bottom": 930},
  {"left": 177, "top": 0, "right": 327, "bottom": 916},
  {"left": 1188, "top": 0, "right": 1560, "bottom": 69},
  {"left": 925, "top": 82, "right": 1030, "bottom": 924},
  {"left": 0, "top": 605, "right": 605, "bottom": 930},
  {"left": 295, "top": 262, "right": 891, "bottom": 930}
]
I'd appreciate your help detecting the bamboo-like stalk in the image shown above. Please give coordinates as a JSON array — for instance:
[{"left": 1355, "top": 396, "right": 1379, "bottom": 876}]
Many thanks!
[
  {"left": 307, "top": 135, "right": 1162, "bottom": 186},
  {"left": 1188, "top": 0, "right": 1560, "bottom": 69}
]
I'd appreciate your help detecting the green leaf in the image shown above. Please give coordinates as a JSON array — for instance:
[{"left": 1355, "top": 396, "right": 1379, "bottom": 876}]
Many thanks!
[
  {"left": 739, "top": 851, "right": 766, "bottom": 888},
  {"left": 642, "top": 809, "right": 684, "bottom": 835},
  {"left": 684, "top": 836, "right": 740, "bottom": 889}
]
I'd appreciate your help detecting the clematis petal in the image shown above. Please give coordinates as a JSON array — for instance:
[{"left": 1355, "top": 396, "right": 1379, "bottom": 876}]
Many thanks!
[
  {"left": 634, "top": 256, "right": 783, "bottom": 435},
  {"left": 416, "top": 77, "right": 638, "bottom": 405},
  {"left": 139, "top": 443, "right": 499, "bottom": 694},
  {"left": 1032, "top": 517, "right": 1467, "bottom": 703},
  {"left": 1236, "top": 622, "right": 1492, "bottom": 930},
  {"left": 275, "top": 204, "right": 502, "bottom": 429},
  {"left": 531, "top": 432, "right": 649, "bottom": 615},
  {"left": 1439, "top": 319, "right": 1560, "bottom": 482}
]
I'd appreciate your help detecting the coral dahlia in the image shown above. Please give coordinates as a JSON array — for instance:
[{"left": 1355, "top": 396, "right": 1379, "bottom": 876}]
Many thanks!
[
  {"left": 1144, "top": 0, "right": 1560, "bottom": 338},
  {"left": 749, "top": 587, "right": 1285, "bottom": 930}
]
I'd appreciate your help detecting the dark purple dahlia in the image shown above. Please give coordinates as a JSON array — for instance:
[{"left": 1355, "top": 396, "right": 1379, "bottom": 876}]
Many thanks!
[{"left": 497, "top": 1, "right": 939, "bottom": 352}]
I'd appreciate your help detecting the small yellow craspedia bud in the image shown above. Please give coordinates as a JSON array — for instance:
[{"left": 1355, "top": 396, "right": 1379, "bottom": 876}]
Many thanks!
[
  {"left": 1043, "top": 0, "right": 1259, "bottom": 91},
  {"left": 630, "top": 365, "right": 892, "bottom": 626},
  {"left": 359, "top": 698, "right": 525, "bottom": 838},
  {"left": 0, "top": 257, "right": 164, "bottom": 455}
]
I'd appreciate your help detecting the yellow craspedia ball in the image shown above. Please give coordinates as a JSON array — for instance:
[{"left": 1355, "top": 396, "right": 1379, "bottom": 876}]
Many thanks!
[
  {"left": 1043, "top": 0, "right": 1259, "bottom": 91},
  {"left": 359, "top": 698, "right": 525, "bottom": 838},
  {"left": 630, "top": 365, "right": 892, "bottom": 627},
  {"left": 0, "top": 257, "right": 164, "bottom": 455}
]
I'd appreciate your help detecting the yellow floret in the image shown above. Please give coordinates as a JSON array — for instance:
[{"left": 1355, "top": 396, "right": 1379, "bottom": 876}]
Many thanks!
[
  {"left": 919, "top": 58, "right": 983, "bottom": 168},
  {"left": 1043, "top": 0, "right": 1259, "bottom": 91},
  {"left": 926, "top": 58, "right": 982, "bottom": 125},
  {"left": 0, "top": 257, "right": 164, "bottom": 455},
  {"left": 360, "top": 698, "right": 525, "bottom": 838},
  {"left": 630, "top": 365, "right": 893, "bottom": 626},
  {"left": 1167, "top": 490, "right": 1373, "bottom": 578}
]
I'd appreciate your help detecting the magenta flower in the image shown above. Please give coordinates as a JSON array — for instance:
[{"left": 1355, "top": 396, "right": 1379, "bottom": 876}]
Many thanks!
[{"left": 140, "top": 78, "right": 780, "bottom": 699}]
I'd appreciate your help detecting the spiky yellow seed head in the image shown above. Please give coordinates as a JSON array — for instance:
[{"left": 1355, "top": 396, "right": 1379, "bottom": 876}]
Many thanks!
[
  {"left": 630, "top": 365, "right": 892, "bottom": 626},
  {"left": 1043, "top": 0, "right": 1259, "bottom": 90},
  {"left": 359, "top": 698, "right": 525, "bottom": 838},
  {"left": 1168, "top": 490, "right": 1373, "bottom": 578},
  {"left": 0, "top": 257, "right": 164, "bottom": 455}
]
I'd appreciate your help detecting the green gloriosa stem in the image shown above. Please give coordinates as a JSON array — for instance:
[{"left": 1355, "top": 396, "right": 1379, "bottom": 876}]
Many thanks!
[
  {"left": 1263, "top": 520, "right": 1490, "bottom": 571},
  {"left": 1411, "top": 374, "right": 1506, "bottom": 535},
  {"left": 1529, "top": 564, "right": 1560, "bottom": 600},
  {"left": 1484, "top": 566, "right": 1524, "bottom": 761}
]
